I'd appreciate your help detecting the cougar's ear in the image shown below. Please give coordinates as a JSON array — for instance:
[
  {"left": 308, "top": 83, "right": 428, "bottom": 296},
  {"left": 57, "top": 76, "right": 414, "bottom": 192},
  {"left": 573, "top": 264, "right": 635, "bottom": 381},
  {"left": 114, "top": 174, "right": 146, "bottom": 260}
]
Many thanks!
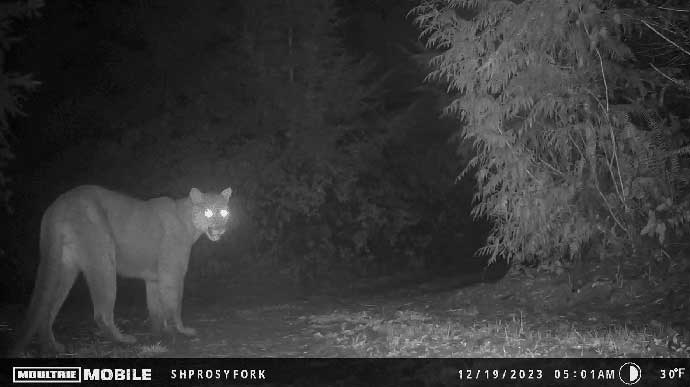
[
  {"left": 221, "top": 187, "right": 232, "bottom": 201},
  {"left": 189, "top": 188, "right": 204, "bottom": 204}
]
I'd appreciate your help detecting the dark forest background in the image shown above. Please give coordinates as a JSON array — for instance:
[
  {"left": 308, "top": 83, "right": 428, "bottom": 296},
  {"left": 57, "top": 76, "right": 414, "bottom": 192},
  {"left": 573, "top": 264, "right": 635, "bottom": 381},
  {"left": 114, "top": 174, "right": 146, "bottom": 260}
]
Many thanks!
[
  {"left": 0, "top": 0, "right": 492, "bottom": 303},
  {"left": 0, "top": 0, "right": 689, "bottom": 306}
]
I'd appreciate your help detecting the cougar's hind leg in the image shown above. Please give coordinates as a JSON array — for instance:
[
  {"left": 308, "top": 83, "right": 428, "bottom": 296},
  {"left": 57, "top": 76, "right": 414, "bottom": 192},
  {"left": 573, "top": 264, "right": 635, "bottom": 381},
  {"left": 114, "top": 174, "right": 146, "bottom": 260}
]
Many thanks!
[
  {"left": 12, "top": 222, "right": 78, "bottom": 356},
  {"left": 37, "top": 259, "right": 79, "bottom": 355},
  {"left": 82, "top": 239, "right": 136, "bottom": 345},
  {"left": 11, "top": 260, "right": 75, "bottom": 356}
]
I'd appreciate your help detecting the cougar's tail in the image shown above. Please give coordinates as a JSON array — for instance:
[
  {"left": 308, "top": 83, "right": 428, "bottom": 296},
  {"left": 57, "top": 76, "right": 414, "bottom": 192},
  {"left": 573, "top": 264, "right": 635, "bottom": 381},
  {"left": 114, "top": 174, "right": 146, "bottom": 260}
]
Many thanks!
[{"left": 9, "top": 207, "right": 63, "bottom": 356}]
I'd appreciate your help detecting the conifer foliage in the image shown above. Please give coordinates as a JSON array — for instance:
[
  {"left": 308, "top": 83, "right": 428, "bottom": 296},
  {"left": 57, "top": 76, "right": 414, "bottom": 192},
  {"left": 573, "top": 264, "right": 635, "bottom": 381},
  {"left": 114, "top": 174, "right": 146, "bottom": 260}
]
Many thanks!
[
  {"left": 413, "top": 0, "right": 690, "bottom": 266},
  {"left": 0, "top": 0, "right": 41, "bottom": 210},
  {"left": 216, "top": 0, "right": 404, "bottom": 286}
]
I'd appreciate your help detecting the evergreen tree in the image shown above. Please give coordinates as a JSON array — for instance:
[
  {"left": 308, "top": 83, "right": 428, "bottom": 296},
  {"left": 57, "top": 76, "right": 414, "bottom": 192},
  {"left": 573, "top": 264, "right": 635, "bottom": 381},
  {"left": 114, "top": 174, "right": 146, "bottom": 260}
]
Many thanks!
[
  {"left": 236, "top": 0, "right": 385, "bottom": 285},
  {"left": 413, "top": 0, "right": 690, "bottom": 267},
  {"left": 0, "top": 0, "right": 41, "bottom": 211}
]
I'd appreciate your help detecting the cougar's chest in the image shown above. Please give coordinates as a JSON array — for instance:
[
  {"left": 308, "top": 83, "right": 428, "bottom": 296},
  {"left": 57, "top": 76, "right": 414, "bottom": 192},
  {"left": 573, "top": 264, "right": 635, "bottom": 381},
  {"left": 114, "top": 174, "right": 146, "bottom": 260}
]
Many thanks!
[{"left": 112, "top": 203, "right": 168, "bottom": 279}]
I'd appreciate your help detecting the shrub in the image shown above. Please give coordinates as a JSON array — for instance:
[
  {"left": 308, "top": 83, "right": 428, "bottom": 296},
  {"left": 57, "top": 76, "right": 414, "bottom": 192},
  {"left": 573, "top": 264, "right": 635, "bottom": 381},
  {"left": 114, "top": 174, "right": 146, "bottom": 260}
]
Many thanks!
[{"left": 412, "top": 0, "right": 690, "bottom": 268}]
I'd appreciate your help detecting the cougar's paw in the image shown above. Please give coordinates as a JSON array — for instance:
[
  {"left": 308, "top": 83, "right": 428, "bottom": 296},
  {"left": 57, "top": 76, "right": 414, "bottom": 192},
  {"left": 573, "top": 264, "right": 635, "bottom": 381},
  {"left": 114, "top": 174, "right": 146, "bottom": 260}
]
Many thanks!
[
  {"left": 40, "top": 340, "right": 65, "bottom": 356},
  {"left": 115, "top": 333, "right": 137, "bottom": 344},
  {"left": 149, "top": 319, "right": 165, "bottom": 336},
  {"left": 177, "top": 325, "right": 197, "bottom": 337},
  {"left": 150, "top": 326, "right": 164, "bottom": 337},
  {"left": 55, "top": 341, "right": 66, "bottom": 353}
]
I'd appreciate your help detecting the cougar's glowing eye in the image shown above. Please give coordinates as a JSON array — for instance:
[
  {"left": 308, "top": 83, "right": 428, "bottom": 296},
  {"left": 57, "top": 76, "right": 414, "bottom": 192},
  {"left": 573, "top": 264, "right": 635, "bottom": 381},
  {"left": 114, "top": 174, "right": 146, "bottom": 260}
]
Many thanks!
[
  {"left": 220, "top": 209, "right": 229, "bottom": 218},
  {"left": 204, "top": 208, "right": 213, "bottom": 218}
]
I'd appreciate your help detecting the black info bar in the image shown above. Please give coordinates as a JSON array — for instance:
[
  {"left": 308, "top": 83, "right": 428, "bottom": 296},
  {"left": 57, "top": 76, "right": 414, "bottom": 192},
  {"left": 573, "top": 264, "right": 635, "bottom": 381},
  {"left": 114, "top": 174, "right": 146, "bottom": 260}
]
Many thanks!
[{"left": 2, "top": 358, "right": 688, "bottom": 386}]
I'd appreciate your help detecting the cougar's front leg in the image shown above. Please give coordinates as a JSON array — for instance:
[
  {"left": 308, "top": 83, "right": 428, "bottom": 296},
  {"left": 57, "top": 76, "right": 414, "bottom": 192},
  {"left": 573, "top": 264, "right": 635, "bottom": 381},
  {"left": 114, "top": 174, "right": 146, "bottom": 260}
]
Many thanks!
[
  {"left": 158, "top": 268, "right": 196, "bottom": 337},
  {"left": 174, "top": 273, "right": 196, "bottom": 336},
  {"left": 145, "top": 280, "right": 164, "bottom": 335}
]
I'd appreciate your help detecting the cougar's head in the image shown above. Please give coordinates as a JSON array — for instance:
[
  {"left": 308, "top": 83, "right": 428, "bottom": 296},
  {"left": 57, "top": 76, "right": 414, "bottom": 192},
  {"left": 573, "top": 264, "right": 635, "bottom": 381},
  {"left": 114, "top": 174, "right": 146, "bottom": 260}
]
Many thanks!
[{"left": 190, "top": 186, "right": 233, "bottom": 241}]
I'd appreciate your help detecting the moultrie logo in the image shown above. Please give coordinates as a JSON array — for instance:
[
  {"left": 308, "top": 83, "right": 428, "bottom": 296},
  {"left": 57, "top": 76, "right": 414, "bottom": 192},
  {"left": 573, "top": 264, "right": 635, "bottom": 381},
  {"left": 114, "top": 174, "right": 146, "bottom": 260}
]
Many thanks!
[
  {"left": 12, "top": 367, "right": 153, "bottom": 383},
  {"left": 12, "top": 367, "right": 81, "bottom": 383}
]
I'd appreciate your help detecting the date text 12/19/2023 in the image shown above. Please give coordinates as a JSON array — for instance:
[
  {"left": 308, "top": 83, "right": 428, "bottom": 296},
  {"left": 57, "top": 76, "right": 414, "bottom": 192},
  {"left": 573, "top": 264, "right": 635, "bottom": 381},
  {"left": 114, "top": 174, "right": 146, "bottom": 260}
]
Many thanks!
[{"left": 457, "top": 368, "right": 619, "bottom": 382}]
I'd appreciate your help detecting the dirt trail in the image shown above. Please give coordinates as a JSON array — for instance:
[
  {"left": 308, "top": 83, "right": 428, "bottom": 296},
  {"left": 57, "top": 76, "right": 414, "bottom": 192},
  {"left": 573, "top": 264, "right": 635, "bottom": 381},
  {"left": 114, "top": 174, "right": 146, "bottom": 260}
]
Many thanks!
[
  {"left": 2, "top": 265, "right": 688, "bottom": 357},
  {"left": 184, "top": 297, "right": 360, "bottom": 357}
]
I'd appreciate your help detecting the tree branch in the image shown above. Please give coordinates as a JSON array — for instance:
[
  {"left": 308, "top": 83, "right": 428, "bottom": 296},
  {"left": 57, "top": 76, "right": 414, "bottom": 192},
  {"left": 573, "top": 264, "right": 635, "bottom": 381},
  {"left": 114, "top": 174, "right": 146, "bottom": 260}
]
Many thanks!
[{"left": 639, "top": 19, "right": 690, "bottom": 58}]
